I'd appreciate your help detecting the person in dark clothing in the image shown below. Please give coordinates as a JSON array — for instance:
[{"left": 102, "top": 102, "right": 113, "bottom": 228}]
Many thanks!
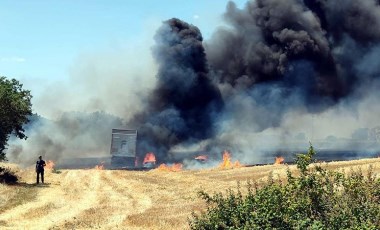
[{"left": 36, "top": 156, "right": 46, "bottom": 184}]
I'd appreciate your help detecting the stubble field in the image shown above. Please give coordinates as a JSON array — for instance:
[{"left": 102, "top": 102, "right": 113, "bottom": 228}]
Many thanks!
[{"left": 1, "top": 157, "right": 380, "bottom": 230}]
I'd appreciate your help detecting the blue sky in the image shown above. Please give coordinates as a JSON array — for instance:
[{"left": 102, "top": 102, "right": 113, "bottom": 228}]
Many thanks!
[{"left": 0, "top": 0, "right": 246, "bottom": 84}]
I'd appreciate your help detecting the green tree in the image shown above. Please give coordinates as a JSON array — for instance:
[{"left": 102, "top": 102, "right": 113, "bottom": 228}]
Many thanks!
[{"left": 0, "top": 76, "right": 32, "bottom": 160}]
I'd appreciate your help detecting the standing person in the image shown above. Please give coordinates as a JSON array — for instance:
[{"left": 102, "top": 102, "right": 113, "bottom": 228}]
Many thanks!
[{"left": 36, "top": 156, "right": 46, "bottom": 184}]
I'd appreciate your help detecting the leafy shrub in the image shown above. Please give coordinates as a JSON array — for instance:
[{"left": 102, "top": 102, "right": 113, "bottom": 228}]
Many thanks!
[
  {"left": 0, "top": 166, "right": 19, "bottom": 184},
  {"left": 189, "top": 145, "right": 380, "bottom": 229}
]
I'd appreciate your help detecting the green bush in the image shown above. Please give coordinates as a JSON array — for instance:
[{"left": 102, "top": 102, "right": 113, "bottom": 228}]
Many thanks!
[
  {"left": 189, "top": 145, "right": 380, "bottom": 229},
  {"left": 0, "top": 166, "right": 19, "bottom": 184}
]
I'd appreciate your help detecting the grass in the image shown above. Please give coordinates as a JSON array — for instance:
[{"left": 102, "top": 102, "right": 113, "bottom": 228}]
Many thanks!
[
  {"left": 0, "top": 163, "right": 38, "bottom": 216},
  {"left": 0, "top": 184, "right": 38, "bottom": 214},
  {"left": 0, "top": 157, "right": 379, "bottom": 229}
]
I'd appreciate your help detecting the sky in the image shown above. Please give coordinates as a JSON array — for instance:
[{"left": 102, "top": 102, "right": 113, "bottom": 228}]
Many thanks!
[{"left": 0, "top": 0, "right": 246, "bottom": 107}]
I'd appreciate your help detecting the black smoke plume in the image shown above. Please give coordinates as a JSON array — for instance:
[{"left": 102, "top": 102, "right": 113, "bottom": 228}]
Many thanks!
[
  {"left": 204, "top": 0, "right": 380, "bottom": 131},
  {"left": 131, "top": 0, "right": 380, "bottom": 159},
  {"left": 130, "top": 18, "right": 223, "bottom": 161}
]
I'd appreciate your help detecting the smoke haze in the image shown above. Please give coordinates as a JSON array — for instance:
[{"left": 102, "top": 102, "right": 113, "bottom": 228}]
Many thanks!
[
  {"left": 6, "top": 0, "right": 380, "bottom": 165},
  {"left": 7, "top": 24, "right": 159, "bottom": 165}
]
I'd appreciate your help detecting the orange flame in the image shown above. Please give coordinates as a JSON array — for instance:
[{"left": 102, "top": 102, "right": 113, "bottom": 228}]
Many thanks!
[
  {"left": 143, "top": 152, "right": 156, "bottom": 164},
  {"left": 157, "top": 163, "right": 183, "bottom": 172},
  {"left": 233, "top": 161, "right": 243, "bottom": 167},
  {"left": 219, "top": 150, "right": 243, "bottom": 169},
  {"left": 274, "top": 156, "right": 285, "bottom": 165},
  {"left": 172, "top": 163, "right": 183, "bottom": 171},
  {"left": 220, "top": 150, "right": 232, "bottom": 168},
  {"left": 45, "top": 160, "right": 55, "bottom": 170},
  {"left": 94, "top": 162, "right": 105, "bottom": 170}
]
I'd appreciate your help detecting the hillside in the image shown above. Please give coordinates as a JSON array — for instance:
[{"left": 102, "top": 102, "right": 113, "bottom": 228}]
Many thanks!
[{"left": 1, "top": 158, "right": 380, "bottom": 230}]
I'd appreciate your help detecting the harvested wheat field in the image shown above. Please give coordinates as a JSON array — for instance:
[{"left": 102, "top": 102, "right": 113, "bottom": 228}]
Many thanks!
[{"left": 1, "top": 158, "right": 380, "bottom": 230}]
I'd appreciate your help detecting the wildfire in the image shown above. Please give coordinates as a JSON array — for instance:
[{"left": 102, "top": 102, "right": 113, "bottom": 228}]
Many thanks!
[
  {"left": 274, "top": 156, "right": 285, "bottom": 165},
  {"left": 143, "top": 152, "right": 156, "bottom": 164},
  {"left": 220, "top": 151, "right": 232, "bottom": 168},
  {"left": 219, "top": 150, "right": 242, "bottom": 169},
  {"left": 233, "top": 160, "right": 243, "bottom": 167},
  {"left": 45, "top": 160, "right": 55, "bottom": 170},
  {"left": 94, "top": 162, "right": 105, "bottom": 170},
  {"left": 157, "top": 163, "right": 183, "bottom": 172}
]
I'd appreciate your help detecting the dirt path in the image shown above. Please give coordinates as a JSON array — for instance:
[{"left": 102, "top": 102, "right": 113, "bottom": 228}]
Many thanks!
[{"left": 0, "top": 170, "right": 152, "bottom": 229}]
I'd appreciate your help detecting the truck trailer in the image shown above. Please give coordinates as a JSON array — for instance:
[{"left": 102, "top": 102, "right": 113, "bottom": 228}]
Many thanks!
[{"left": 110, "top": 129, "right": 137, "bottom": 168}]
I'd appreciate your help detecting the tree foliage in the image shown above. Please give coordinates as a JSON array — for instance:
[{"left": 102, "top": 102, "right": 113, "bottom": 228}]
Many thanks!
[
  {"left": 0, "top": 76, "right": 32, "bottom": 160},
  {"left": 189, "top": 145, "right": 380, "bottom": 229}
]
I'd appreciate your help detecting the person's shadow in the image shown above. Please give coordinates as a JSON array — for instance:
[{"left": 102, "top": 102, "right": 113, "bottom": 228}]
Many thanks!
[{"left": 7, "top": 182, "right": 51, "bottom": 188}]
